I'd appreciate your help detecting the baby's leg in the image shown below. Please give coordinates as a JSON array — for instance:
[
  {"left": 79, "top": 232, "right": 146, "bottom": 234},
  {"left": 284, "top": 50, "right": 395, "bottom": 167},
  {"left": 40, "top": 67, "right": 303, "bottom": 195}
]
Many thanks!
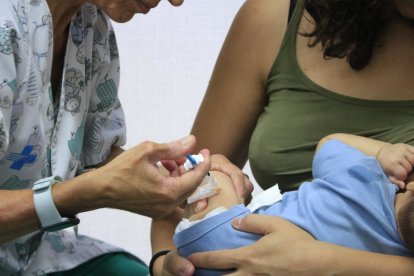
[{"left": 184, "top": 171, "right": 242, "bottom": 221}]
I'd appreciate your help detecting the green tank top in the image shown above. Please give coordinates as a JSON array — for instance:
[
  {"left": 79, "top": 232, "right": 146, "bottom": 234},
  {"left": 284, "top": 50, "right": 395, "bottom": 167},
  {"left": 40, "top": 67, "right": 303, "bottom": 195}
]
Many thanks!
[{"left": 248, "top": 0, "right": 414, "bottom": 192}]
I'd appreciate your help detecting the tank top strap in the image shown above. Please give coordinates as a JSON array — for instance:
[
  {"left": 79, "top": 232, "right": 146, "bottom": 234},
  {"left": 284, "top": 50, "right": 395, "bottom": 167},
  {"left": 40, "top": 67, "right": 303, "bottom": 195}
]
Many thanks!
[
  {"left": 266, "top": 0, "right": 304, "bottom": 89},
  {"left": 288, "top": 0, "right": 298, "bottom": 23}
]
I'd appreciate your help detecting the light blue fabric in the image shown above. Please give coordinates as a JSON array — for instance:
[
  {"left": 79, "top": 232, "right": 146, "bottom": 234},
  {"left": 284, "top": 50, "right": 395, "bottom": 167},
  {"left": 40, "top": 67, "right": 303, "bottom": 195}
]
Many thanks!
[
  {"left": 174, "top": 140, "right": 411, "bottom": 276},
  {"left": 0, "top": 1, "right": 127, "bottom": 275}
]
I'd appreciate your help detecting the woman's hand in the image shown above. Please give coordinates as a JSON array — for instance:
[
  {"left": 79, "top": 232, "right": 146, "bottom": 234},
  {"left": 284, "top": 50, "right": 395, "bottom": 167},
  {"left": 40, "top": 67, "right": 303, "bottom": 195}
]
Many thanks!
[
  {"left": 210, "top": 154, "right": 254, "bottom": 204},
  {"left": 188, "top": 214, "right": 325, "bottom": 276},
  {"left": 161, "top": 250, "right": 195, "bottom": 276}
]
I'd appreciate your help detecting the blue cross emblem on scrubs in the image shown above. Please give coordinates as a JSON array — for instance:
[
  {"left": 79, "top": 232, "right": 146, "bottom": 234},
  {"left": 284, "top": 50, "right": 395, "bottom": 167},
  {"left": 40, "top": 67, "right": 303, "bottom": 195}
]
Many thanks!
[{"left": 7, "top": 145, "right": 37, "bottom": 170}]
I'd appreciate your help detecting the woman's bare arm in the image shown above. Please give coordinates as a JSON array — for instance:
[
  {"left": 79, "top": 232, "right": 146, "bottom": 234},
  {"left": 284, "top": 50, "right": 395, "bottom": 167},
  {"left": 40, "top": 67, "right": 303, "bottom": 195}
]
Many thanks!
[
  {"left": 191, "top": 0, "right": 291, "bottom": 168},
  {"left": 317, "top": 133, "right": 390, "bottom": 156}
]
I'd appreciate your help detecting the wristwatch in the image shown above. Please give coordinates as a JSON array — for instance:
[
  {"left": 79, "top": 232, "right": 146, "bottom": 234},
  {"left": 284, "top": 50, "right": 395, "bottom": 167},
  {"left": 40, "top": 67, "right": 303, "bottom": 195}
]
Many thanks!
[{"left": 32, "top": 176, "right": 80, "bottom": 232}]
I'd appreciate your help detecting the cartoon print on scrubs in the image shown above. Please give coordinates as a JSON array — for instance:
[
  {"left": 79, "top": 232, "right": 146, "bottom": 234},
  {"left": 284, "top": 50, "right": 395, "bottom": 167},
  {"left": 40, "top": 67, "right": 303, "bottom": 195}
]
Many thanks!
[
  {"left": 33, "top": 14, "right": 52, "bottom": 81},
  {"left": 63, "top": 68, "right": 84, "bottom": 115},
  {"left": 1, "top": 175, "right": 31, "bottom": 190},
  {"left": 0, "top": 123, "right": 6, "bottom": 156},
  {"left": 4, "top": 8, "right": 22, "bottom": 63},
  {"left": 0, "top": 21, "right": 22, "bottom": 69},
  {"left": 95, "top": 75, "right": 119, "bottom": 112},
  {"left": 76, "top": 43, "right": 86, "bottom": 64},
  {"left": 108, "top": 31, "right": 119, "bottom": 60},
  {"left": 5, "top": 126, "right": 41, "bottom": 170},
  {"left": 44, "top": 232, "right": 75, "bottom": 254},
  {"left": 92, "top": 48, "right": 102, "bottom": 75},
  {"left": 84, "top": 113, "right": 123, "bottom": 158},
  {"left": 68, "top": 121, "right": 85, "bottom": 172},
  {"left": 0, "top": 1, "right": 126, "bottom": 275},
  {"left": 84, "top": 115, "right": 105, "bottom": 154},
  {"left": 92, "top": 10, "right": 107, "bottom": 47},
  {"left": 13, "top": 2, "right": 28, "bottom": 38},
  {"left": 44, "top": 232, "right": 102, "bottom": 254},
  {"left": 10, "top": 5, "right": 25, "bottom": 65},
  {"left": 71, "top": 10, "right": 92, "bottom": 48},
  {"left": 15, "top": 241, "right": 30, "bottom": 268},
  {"left": 30, "top": 0, "right": 43, "bottom": 6},
  {"left": 0, "top": 246, "right": 7, "bottom": 267},
  {"left": 0, "top": 76, "right": 17, "bottom": 118},
  {"left": 32, "top": 270, "right": 49, "bottom": 276},
  {"left": 93, "top": 25, "right": 102, "bottom": 46},
  {"left": 0, "top": 89, "right": 12, "bottom": 109},
  {"left": 0, "top": 26, "right": 14, "bottom": 55},
  {"left": 76, "top": 44, "right": 93, "bottom": 85},
  {"left": 85, "top": 58, "right": 93, "bottom": 86},
  {"left": 0, "top": 80, "right": 12, "bottom": 109},
  {"left": 16, "top": 231, "right": 42, "bottom": 271},
  {"left": 22, "top": 63, "right": 41, "bottom": 107}
]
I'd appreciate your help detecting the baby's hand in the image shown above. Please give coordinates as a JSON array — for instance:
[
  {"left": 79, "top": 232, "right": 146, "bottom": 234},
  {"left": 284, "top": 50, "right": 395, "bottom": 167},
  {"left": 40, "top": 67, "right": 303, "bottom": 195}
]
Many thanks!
[{"left": 377, "top": 143, "right": 414, "bottom": 189}]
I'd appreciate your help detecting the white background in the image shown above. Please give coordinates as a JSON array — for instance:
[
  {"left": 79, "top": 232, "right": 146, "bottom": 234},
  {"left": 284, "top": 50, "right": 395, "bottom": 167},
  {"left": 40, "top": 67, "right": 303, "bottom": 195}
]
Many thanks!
[{"left": 78, "top": 0, "right": 262, "bottom": 265}]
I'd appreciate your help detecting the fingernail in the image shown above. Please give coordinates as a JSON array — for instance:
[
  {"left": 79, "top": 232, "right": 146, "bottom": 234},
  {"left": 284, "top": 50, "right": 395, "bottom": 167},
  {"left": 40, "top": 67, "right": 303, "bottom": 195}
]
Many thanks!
[
  {"left": 180, "top": 135, "right": 193, "bottom": 146},
  {"left": 232, "top": 218, "right": 242, "bottom": 229},
  {"left": 179, "top": 264, "right": 192, "bottom": 276}
]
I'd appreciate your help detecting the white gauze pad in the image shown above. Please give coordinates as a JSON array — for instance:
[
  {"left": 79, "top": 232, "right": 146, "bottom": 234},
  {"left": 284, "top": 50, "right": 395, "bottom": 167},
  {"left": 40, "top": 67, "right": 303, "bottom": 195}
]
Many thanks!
[
  {"left": 184, "top": 154, "right": 219, "bottom": 204},
  {"left": 187, "top": 174, "right": 219, "bottom": 204}
]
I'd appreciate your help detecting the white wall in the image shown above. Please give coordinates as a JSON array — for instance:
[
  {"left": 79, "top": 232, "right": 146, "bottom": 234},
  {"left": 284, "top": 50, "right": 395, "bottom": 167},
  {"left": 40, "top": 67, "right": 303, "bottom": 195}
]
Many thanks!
[{"left": 78, "top": 0, "right": 256, "bottom": 265}]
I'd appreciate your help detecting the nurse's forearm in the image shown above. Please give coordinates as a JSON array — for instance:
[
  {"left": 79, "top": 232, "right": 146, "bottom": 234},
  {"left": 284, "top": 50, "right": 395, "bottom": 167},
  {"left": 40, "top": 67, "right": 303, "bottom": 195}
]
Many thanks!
[
  {"left": 0, "top": 189, "right": 41, "bottom": 243},
  {"left": 0, "top": 171, "right": 101, "bottom": 243}
]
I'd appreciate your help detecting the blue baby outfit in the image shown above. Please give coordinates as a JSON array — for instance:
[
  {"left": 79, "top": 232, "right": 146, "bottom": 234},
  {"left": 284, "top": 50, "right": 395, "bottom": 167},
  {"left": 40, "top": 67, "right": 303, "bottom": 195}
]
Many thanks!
[{"left": 174, "top": 140, "right": 411, "bottom": 275}]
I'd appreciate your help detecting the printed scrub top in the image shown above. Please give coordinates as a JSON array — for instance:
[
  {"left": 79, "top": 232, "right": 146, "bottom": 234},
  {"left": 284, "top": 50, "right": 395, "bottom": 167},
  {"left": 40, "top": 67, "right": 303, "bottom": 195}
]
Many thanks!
[{"left": 0, "top": 1, "right": 126, "bottom": 275}]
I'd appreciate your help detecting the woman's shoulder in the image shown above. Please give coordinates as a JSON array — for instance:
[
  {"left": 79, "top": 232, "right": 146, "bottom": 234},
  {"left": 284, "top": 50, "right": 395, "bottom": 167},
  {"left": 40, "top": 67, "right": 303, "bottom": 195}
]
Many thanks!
[
  {"left": 234, "top": 0, "right": 291, "bottom": 40},
  {"left": 230, "top": 0, "right": 294, "bottom": 82}
]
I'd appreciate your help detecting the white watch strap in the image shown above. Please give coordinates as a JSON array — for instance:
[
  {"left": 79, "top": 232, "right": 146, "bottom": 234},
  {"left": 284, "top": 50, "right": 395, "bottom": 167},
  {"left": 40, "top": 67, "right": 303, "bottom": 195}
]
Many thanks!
[{"left": 32, "top": 176, "right": 64, "bottom": 228}]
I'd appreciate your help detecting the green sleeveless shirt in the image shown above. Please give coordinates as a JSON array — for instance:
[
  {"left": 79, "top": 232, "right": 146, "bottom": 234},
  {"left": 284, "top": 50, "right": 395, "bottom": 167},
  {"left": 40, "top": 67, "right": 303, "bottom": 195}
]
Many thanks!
[{"left": 248, "top": 0, "right": 414, "bottom": 192}]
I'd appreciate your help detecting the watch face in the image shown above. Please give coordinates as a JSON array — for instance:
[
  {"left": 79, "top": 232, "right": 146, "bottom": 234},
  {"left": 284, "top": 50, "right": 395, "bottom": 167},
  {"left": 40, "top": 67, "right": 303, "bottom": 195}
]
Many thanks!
[{"left": 43, "top": 217, "right": 80, "bottom": 232}]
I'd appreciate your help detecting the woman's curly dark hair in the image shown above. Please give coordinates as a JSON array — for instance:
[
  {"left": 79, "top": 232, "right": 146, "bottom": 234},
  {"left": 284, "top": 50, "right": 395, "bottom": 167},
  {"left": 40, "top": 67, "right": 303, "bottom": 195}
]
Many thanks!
[{"left": 302, "top": 0, "right": 393, "bottom": 70}]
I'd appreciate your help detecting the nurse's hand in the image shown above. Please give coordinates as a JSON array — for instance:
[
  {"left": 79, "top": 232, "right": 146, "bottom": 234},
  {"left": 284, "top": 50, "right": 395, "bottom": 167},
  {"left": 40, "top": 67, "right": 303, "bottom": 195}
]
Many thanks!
[
  {"left": 161, "top": 153, "right": 254, "bottom": 213},
  {"left": 93, "top": 135, "right": 211, "bottom": 218}
]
